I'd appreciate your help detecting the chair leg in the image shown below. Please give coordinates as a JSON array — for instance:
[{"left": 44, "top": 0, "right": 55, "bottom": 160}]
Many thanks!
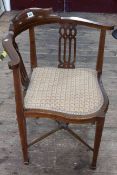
[
  {"left": 17, "top": 114, "right": 29, "bottom": 164},
  {"left": 91, "top": 117, "right": 105, "bottom": 169}
]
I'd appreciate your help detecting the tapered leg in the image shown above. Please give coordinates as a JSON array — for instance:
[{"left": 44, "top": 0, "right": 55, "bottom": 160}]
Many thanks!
[
  {"left": 91, "top": 117, "right": 105, "bottom": 169},
  {"left": 17, "top": 114, "right": 29, "bottom": 164}
]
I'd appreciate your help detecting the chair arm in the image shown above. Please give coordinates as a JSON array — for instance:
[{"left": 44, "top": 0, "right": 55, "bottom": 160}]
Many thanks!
[
  {"left": 61, "top": 17, "right": 114, "bottom": 30},
  {"left": 2, "top": 32, "right": 20, "bottom": 69}
]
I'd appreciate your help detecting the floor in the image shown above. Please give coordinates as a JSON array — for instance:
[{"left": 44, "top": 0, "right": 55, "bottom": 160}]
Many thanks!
[{"left": 0, "top": 11, "right": 117, "bottom": 175}]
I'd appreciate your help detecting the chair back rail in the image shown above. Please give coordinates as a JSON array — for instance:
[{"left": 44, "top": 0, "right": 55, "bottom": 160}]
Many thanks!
[{"left": 10, "top": 8, "right": 60, "bottom": 36}]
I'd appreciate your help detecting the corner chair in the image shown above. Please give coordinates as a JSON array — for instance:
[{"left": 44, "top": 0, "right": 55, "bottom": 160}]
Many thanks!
[{"left": 2, "top": 8, "right": 114, "bottom": 169}]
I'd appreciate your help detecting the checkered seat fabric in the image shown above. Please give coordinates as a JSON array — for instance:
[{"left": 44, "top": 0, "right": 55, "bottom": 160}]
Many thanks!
[{"left": 24, "top": 67, "right": 104, "bottom": 116}]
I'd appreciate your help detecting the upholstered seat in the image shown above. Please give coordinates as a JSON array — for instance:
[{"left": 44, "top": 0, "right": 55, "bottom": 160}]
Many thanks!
[{"left": 24, "top": 67, "right": 103, "bottom": 116}]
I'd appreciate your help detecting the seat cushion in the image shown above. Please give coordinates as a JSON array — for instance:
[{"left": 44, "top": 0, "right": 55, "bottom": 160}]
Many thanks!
[{"left": 24, "top": 67, "right": 104, "bottom": 116}]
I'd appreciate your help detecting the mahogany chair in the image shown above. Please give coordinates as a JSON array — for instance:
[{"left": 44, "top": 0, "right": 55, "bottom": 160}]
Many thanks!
[{"left": 2, "top": 8, "right": 113, "bottom": 169}]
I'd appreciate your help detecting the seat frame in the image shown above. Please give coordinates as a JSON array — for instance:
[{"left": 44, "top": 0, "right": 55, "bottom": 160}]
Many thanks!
[{"left": 2, "top": 8, "right": 114, "bottom": 169}]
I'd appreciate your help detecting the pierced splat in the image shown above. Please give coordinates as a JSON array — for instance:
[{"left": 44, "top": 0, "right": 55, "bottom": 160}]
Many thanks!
[
  {"left": 58, "top": 23, "right": 77, "bottom": 68},
  {"left": 13, "top": 42, "right": 29, "bottom": 88}
]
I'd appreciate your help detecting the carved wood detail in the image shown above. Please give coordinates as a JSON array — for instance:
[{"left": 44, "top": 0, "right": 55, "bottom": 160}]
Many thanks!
[{"left": 58, "top": 23, "right": 77, "bottom": 68}]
